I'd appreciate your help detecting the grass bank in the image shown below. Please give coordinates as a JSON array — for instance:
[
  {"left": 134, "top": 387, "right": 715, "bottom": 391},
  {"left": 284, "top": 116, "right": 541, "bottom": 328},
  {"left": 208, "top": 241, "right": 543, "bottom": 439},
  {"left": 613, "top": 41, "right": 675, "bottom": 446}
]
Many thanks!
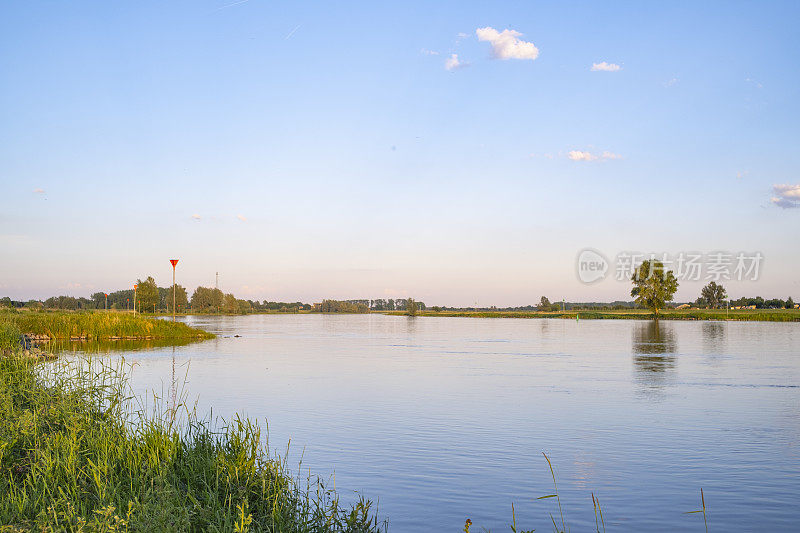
[
  {"left": 0, "top": 310, "right": 214, "bottom": 340},
  {"left": 385, "top": 308, "right": 800, "bottom": 322},
  {"left": 0, "top": 353, "right": 383, "bottom": 532}
]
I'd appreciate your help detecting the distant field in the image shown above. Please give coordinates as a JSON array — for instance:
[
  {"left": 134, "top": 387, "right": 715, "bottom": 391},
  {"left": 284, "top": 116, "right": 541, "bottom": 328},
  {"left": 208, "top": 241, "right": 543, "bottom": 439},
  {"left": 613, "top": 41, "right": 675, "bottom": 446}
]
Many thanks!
[{"left": 383, "top": 308, "right": 800, "bottom": 322}]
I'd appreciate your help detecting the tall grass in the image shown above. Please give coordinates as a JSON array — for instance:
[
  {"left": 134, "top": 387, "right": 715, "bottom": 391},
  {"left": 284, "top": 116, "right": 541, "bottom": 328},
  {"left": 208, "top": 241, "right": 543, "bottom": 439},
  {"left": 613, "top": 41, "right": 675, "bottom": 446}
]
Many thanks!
[
  {"left": 0, "top": 309, "right": 214, "bottom": 340},
  {"left": 0, "top": 354, "right": 384, "bottom": 532},
  {"left": 0, "top": 321, "right": 22, "bottom": 352}
]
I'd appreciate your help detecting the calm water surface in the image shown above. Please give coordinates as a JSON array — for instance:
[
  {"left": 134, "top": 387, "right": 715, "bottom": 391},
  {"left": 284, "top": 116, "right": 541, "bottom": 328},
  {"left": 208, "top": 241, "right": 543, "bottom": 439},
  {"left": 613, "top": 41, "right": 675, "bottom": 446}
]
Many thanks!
[{"left": 63, "top": 315, "right": 800, "bottom": 531}]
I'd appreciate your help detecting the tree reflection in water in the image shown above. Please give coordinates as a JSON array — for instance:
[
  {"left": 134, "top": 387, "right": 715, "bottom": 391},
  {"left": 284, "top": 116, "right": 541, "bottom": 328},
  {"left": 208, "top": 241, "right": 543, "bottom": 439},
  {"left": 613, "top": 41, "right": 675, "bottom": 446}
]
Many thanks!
[{"left": 632, "top": 320, "right": 677, "bottom": 394}]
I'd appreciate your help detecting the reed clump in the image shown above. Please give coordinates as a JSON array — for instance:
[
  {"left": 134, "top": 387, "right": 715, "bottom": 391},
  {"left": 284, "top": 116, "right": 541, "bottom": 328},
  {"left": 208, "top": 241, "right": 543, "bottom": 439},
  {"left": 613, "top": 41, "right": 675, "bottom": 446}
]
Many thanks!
[
  {"left": 0, "top": 354, "right": 384, "bottom": 532},
  {"left": 0, "top": 309, "right": 214, "bottom": 340}
]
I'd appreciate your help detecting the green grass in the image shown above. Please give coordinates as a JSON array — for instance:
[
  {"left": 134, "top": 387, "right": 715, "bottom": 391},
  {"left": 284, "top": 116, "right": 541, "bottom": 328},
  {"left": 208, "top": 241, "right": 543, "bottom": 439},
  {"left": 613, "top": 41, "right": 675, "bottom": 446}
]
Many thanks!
[
  {"left": 0, "top": 353, "right": 384, "bottom": 532},
  {"left": 0, "top": 321, "right": 22, "bottom": 352},
  {"left": 385, "top": 308, "right": 800, "bottom": 322},
  {"left": 0, "top": 310, "right": 214, "bottom": 340}
]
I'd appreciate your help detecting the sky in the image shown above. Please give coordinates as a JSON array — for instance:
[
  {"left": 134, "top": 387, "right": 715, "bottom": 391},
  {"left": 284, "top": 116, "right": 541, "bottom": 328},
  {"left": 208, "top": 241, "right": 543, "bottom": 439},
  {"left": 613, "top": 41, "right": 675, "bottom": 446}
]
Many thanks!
[{"left": 1, "top": 0, "right": 799, "bottom": 307}]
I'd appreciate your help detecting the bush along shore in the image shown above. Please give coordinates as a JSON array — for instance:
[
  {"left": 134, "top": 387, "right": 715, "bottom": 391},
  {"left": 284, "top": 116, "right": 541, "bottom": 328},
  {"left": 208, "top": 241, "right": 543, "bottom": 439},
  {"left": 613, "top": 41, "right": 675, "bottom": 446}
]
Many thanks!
[
  {"left": 0, "top": 310, "right": 215, "bottom": 342},
  {"left": 0, "top": 352, "right": 385, "bottom": 532}
]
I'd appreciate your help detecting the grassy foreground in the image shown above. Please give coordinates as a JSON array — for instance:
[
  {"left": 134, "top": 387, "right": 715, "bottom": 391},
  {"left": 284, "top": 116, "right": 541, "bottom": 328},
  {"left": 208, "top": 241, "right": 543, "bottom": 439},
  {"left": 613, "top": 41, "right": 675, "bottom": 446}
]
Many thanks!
[
  {"left": 386, "top": 308, "right": 800, "bottom": 322},
  {"left": 0, "top": 310, "right": 214, "bottom": 340},
  {"left": 0, "top": 353, "right": 383, "bottom": 532}
]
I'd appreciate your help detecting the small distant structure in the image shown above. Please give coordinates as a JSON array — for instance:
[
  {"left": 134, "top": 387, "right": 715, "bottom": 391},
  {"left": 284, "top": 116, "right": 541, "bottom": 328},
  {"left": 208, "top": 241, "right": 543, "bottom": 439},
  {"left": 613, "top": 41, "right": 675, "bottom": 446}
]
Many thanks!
[{"left": 676, "top": 303, "right": 691, "bottom": 310}]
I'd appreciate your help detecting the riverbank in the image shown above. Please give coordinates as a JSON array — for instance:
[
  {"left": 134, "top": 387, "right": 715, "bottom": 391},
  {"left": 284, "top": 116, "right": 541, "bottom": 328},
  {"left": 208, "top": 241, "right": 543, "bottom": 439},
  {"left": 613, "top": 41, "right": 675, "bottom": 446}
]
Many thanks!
[
  {"left": 0, "top": 310, "right": 215, "bottom": 341},
  {"left": 383, "top": 308, "right": 800, "bottom": 322},
  {"left": 0, "top": 353, "right": 383, "bottom": 531}
]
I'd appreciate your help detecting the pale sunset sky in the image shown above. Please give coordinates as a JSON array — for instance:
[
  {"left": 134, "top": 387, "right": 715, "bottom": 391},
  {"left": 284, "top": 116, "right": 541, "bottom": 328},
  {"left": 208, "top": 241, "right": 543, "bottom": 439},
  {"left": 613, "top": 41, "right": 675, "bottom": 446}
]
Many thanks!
[{"left": 1, "top": 1, "right": 798, "bottom": 306}]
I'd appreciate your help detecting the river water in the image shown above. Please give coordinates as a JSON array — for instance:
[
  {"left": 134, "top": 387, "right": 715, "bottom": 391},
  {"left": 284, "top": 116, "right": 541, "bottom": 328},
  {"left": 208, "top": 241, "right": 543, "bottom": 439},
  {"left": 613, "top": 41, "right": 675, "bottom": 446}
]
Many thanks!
[{"left": 59, "top": 314, "right": 800, "bottom": 531}]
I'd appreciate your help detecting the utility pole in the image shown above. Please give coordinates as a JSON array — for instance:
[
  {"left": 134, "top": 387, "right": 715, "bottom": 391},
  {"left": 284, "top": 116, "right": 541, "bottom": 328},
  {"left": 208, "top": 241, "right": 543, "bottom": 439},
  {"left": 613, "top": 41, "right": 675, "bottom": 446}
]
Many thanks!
[
  {"left": 170, "top": 259, "right": 179, "bottom": 321},
  {"left": 133, "top": 285, "right": 138, "bottom": 315},
  {"left": 215, "top": 271, "right": 219, "bottom": 290}
]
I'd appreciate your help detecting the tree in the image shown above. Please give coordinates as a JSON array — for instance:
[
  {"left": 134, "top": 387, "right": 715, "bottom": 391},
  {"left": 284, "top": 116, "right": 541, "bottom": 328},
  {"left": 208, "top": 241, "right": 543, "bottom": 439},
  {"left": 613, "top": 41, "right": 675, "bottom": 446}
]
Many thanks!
[
  {"left": 167, "top": 284, "right": 189, "bottom": 313},
  {"left": 630, "top": 260, "right": 679, "bottom": 315},
  {"left": 538, "top": 296, "right": 551, "bottom": 312},
  {"left": 700, "top": 281, "right": 727, "bottom": 309},
  {"left": 136, "top": 276, "right": 159, "bottom": 312},
  {"left": 787, "top": 297, "right": 795, "bottom": 309},
  {"left": 91, "top": 292, "right": 106, "bottom": 309},
  {"left": 191, "top": 286, "right": 224, "bottom": 312},
  {"left": 538, "top": 296, "right": 559, "bottom": 312},
  {"left": 407, "top": 298, "right": 418, "bottom": 316}
]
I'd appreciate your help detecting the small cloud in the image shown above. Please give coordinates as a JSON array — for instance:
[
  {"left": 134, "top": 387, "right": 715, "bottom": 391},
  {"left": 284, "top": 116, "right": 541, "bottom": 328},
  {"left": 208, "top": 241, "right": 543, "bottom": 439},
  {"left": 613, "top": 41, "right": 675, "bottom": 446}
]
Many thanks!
[
  {"left": 421, "top": 48, "right": 439, "bottom": 56},
  {"left": 457, "top": 32, "right": 469, "bottom": 38},
  {"left": 568, "top": 150, "right": 598, "bottom": 162},
  {"left": 736, "top": 170, "right": 749, "bottom": 179},
  {"left": 745, "top": 77, "right": 763, "bottom": 89},
  {"left": 445, "top": 53, "right": 467, "bottom": 71},
  {"left": 33, "top": 188, "right": 45, "bottom": 194},
  {"left": 771, "top": 184, "right": 800, "bottom": 209},
  {"left": 567, "top": 150, "right": 622, "bottom": 162},
  {"left": 191, "top": 214, "right": 202, "bottom": 220},
  {"left": 237, "top": 214, "right": 247, "bottom": 221},
  {"left": 663, "top": 77, "right": 678, "bottom": 88},
  {"left": 591, "top": 61, "right": 621, "bottom": 72},
  {"left": 476, "top": 27, "right": 539, "bottom": 61}
]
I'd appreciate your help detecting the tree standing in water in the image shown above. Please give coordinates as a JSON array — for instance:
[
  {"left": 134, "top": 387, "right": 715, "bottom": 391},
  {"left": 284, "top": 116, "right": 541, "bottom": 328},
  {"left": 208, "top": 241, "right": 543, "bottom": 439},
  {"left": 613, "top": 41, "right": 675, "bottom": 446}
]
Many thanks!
[{"left": 631, "top": 260, "right": 679, "bottom": 315}]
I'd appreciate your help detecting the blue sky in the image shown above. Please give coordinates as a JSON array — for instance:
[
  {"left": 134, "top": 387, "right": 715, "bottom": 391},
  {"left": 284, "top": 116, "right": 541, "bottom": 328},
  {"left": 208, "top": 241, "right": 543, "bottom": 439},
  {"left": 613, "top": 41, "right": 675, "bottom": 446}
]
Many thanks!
[{"left": 1, "top": 1, "right": 799, "bottom": 306}]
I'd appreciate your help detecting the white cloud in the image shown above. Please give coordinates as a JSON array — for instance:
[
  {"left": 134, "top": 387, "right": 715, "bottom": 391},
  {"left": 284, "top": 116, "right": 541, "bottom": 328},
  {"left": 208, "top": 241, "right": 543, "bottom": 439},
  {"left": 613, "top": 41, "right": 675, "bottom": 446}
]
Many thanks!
[
  {"left": 745, "top": 77, "right": 763, "bottom": 89},
  {"left": 663, "top": 77, "right": 678, "bottom": 88},
  {"left": 33, "top": 188, "right": 45, "bottom": 194},
  {"left": 476, "top": 27, "right": 539, "bottom": 61},
  {"left": 445, "top": 53, "right": 466, "bottom": 71},
  {"left": 421, "top": 48, "right": 439, "bottom": 56},
  {"left": 567, "top": 150, "right": 622, "bottom": 162},
  {"left": 591, "top": 61, "right": 621, "bottom": 72},
  {"left": 191, "top": 214, "right": 202, "bottom": 220},
  {"left": 772, "top": 184, "right": 800, "bottom": 209},
  {"left": 568, "top": 150, "right": 597, "bottom": 162}
]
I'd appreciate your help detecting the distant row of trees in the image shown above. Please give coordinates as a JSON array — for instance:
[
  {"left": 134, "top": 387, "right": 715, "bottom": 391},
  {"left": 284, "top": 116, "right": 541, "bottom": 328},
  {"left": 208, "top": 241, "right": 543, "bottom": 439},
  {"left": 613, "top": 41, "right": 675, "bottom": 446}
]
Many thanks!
[
  {"left": 367, "top": 299, "right": 426, "bottom": 311},
  {"left": 315, "top": 300, "right": 370, "bottom": 313}
]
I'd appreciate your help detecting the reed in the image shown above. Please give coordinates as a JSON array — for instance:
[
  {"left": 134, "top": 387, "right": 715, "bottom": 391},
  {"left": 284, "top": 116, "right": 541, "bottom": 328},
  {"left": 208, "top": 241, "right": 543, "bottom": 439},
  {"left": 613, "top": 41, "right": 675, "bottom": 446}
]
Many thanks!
[
  {"left": 0, "top": 353, "right": 384, "bottom": 532},
  {"left": 0, "top": 309, "right": 214, "bottom": 340}
]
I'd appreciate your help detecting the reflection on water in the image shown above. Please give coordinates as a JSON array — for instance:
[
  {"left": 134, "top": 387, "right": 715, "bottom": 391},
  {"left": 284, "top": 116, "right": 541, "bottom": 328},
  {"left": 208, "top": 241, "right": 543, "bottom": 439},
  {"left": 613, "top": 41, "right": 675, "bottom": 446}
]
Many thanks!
[
  {"left": 701, "top": 321, "right": 727, "bottom": 355},
  {"left": 632, "top": 320, "right": 677, "bottom": 392},
  {"left": 42, "top": 336, "right": 207, "bottom": 355}
]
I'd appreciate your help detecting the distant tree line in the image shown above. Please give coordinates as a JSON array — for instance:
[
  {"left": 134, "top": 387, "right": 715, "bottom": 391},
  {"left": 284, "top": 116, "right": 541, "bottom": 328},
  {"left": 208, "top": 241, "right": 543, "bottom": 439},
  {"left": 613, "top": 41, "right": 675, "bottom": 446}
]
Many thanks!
[
  {"left": 368, "top": 299, "right": 426, "bottom": 311},
  {"left": 727, "top": 296, "right": 795, "bottom": 309}
]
